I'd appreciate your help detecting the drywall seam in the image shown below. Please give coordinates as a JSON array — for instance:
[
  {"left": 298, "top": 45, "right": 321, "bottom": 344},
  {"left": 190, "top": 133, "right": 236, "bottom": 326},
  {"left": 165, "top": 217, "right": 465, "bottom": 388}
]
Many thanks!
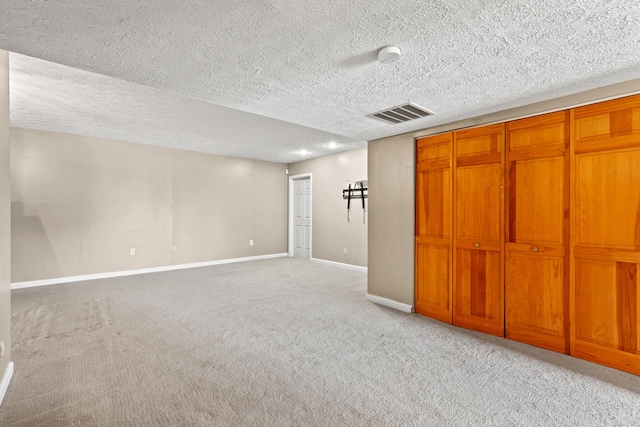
[
  {"left": 366, "top": 293, "right": 414, "bottom": 313},
  {"left": 0, "top": 361, "right": 13, "bottom": 407},
  {"left": 11, "top": 253, "right": 288, "bottom": 289},
  {"left": 310, "top": 257, "right": 367, "bottom": 273}
]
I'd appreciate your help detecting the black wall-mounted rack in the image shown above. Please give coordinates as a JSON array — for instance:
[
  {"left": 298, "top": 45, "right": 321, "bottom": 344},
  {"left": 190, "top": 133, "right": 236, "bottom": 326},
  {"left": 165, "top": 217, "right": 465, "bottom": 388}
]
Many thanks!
[{"left": 342, "top": 187, "right": 368, "bottom": 199}]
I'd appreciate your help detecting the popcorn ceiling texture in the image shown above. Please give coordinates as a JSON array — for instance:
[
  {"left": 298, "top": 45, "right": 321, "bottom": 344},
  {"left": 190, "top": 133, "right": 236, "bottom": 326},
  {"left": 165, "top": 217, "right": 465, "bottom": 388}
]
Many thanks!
[
  {"left": 1, "top": 0, "right": 640, "bottom": 162},
  {"left": 9, "top": 54, "right": 362, "bottom": 164}
]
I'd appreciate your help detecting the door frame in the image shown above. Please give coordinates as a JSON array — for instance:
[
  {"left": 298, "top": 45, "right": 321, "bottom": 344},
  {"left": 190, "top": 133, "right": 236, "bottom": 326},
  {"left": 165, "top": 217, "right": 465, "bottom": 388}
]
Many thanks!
[{"left": 288, "top": 173, "right": 312, "bottom": 258}]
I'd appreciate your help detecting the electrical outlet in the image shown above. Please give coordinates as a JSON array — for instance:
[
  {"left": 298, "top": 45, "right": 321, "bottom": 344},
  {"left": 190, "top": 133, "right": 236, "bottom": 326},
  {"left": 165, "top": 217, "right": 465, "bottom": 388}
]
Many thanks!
[
  {"left": 344, "top": 248, "right": 348, "bottom": 255},
  {"left": 130, "top": 248, "right": 136, "bottom": 256},
  {"left": 0, "top": 341, "right": 4, "bottom": 358},
  {"left": 250, "top": 240, "right": 254, "bottom": 246},
  {"left": 172, "top": 246, "right": 177, "bottom": 252}
]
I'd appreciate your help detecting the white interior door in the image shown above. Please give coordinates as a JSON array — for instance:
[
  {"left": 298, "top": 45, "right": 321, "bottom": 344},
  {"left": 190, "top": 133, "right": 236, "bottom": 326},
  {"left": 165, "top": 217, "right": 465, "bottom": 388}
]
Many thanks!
[{"left": 293, "top": 178, "right": 311, "bottom": 259}]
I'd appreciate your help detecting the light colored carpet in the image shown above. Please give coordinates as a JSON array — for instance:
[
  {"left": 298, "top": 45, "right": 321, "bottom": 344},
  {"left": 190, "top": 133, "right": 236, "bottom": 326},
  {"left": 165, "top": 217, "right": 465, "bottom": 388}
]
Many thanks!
[{"left": 0, "top": 257, "right": 638, "bottom": 426}]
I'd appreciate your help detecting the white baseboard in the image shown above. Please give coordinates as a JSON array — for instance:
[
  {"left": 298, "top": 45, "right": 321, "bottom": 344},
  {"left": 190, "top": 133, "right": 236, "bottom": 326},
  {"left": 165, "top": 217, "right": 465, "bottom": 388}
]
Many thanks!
[
  {"left": 0, "top": 361, "right": 14, "bottom": 408},
  {"left": 11, "top": 253, "right": 288, "bottom": 290},
  {"left": 310, "top": 257, "right": 368, "bottom": 273},
  {"left": 366, "top": 293, "right": 414, "bottom": 313}
]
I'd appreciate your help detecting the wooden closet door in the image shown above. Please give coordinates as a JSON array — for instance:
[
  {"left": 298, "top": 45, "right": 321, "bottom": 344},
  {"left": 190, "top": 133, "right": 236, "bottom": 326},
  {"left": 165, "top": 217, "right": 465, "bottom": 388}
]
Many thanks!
[
  {"left": 415, "top": 133, "right": 453, "bottom": 323},
  {"left": 453, "top": 124, "right": 505, "bottom": 336},
  {"left": 505, "top": 112, "right": 569, "bottom": 353},
  {"left": 571, "top": 95, "right": 640, "bottom": 375}
]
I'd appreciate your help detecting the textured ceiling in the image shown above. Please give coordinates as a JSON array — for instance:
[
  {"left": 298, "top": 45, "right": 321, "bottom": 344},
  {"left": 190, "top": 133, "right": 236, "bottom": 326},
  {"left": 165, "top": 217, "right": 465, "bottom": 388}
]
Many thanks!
[
  {"left": 9, "top": 54, "right": 362, "bottom": 163},
  {"left": 2, "top": 0, "right": 640, "bottom": 163}
]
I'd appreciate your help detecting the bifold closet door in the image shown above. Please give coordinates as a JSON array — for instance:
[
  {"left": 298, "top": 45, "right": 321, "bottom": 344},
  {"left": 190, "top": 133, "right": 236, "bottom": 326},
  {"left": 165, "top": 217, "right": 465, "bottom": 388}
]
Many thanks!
[
  {"left": 453, "top": 124, "right": 505, "bottom": 337},
  {"left": 571, "top": 95, "right": 640, "bottom": 375},
  {"left": 415, "top": 133, "right": 453, "bottom": 323},
  {"left": 505, "top": 111, "right": 569, "bottom": 353}
]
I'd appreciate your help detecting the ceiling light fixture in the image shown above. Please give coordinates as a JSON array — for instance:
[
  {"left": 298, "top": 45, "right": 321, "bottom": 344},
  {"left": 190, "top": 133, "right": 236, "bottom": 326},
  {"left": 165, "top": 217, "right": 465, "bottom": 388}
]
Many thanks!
[
  {"left": 326, "top": 142, "right": 339, "bottom": 149},
  {"left": 298, "top": 149, "right": 310, "bottom": 155},
  {"left": 377, "top": 45, "right": 401, "bottom": 64}
]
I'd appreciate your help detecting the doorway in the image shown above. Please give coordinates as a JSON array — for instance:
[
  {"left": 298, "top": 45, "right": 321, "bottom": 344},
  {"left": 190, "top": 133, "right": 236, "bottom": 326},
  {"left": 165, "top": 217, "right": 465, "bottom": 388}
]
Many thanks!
[{"left": 288, "top": 174, "right": 311, "bottom": 259}]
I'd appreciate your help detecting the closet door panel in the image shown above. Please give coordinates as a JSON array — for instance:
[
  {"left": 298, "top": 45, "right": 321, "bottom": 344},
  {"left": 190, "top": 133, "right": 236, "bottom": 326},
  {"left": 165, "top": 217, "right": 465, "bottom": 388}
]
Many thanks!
[
  {"left": 505, "top": 111, "right": 569, "bottom": 353},
  {"left": 455, "top": 164, "right": 502, "bottom": 242},
  {"left": 506, "top": 252, "right": 565, "bottom": 351},
  {"left": 571, "top": 94, "right": 640, "bottom": 375},
  {"left": 573, "top": 257, "right": 639, "bottom": 373},
  {"left": 416, "top": 169, "right": 451, "bottom": 238},
  {"left": 415, "top": 238, "right": 451, "bottom": 323},
  {"left": 415, "top": 133, "right": 453, "bottom": 323},
  {"left": 453, "top": 124, "right": 504, "bottom": 336},
  {"left": 576, "top": 150, "right": 640, "bottom": 249},
  {"left": 575, "top": 259, "right": 638, "bottom": 352},
  {"left": 456, "top": 124, "right": 502, "bottom": 165},
  {"left": 508, "top": 157, "right": 564, "bottom": 244},
  {"left": 574, "top": 95, "right": 640, "bottom": 154},
  {"left": 454, "top": 247, "right": 502, "bottom": 336}
]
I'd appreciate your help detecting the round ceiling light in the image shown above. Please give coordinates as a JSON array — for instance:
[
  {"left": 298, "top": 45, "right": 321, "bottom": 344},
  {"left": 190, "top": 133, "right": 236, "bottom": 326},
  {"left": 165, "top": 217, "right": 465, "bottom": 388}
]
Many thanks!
[{"left": 377, "top": 45, "right": 401, "bottom": 64}]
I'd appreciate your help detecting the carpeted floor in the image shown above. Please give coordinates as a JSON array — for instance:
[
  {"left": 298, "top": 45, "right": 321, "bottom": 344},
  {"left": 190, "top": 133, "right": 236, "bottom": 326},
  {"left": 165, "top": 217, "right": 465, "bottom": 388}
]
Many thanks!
[{"left": 0, "top": 257, "right": 638, "bottom": 426}]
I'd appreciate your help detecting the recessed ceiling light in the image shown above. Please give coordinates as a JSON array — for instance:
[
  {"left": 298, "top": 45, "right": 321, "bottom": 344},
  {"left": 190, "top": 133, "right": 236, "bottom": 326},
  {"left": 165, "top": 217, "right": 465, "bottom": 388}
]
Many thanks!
[
  {"left": 326, "top": 142, "right": 339, "bottom": 149},
  {"left": 298, "top": 149, "right": 310, "bottom": 155}
]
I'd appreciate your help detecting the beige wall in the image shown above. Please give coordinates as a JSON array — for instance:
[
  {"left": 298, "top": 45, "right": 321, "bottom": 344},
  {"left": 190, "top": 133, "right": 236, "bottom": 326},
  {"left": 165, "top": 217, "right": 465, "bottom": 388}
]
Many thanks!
[
  {"left": 11, "top": 128, "right": 287, "bottom": 282},
  {"left": 0, "top": 50, "right": 11, "bottom": 377},
  {"left": 288, "top": 148, "right": 367, "bottom": 267},
  {"left": 367, "top": 135, "right": 415, "bottom": 305}
]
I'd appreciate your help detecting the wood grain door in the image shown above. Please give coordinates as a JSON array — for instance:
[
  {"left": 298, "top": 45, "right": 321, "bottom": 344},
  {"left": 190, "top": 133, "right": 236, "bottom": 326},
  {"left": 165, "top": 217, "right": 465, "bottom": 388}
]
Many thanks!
[
  {"left": 415, "top": 133, "right": 453, "bottom": 323},
  {"left": 571, "top": 95, "right": 640, "bottom": 375},
  {"left": 505, "top": 111, "right": 569, "bottom": 353},
  {"left": 453, "top": 124, "right": 505, "bottom": 336}
]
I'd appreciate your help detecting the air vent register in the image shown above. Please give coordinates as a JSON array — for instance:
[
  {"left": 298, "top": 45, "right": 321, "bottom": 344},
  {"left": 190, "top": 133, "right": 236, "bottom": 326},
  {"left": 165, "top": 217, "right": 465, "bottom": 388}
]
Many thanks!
[{"left": 367, "top": 103, "right": 433, "bottom": 124}]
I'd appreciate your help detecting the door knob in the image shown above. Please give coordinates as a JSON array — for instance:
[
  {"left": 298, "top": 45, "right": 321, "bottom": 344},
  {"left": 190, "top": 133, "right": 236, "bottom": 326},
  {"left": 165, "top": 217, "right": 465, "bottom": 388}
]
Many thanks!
[
  {"left": 474, "top": 242, "right": 480, "bottom": 248},
  {"left": 532, "top": 246, "right": 539, "bottom": 252}
]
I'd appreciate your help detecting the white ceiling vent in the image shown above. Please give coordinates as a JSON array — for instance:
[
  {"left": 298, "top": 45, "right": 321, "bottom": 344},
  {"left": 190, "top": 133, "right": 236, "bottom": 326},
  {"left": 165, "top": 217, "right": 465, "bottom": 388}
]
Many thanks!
[{"left": 368, "top": 103, "right": 434, "bottom": 124}]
